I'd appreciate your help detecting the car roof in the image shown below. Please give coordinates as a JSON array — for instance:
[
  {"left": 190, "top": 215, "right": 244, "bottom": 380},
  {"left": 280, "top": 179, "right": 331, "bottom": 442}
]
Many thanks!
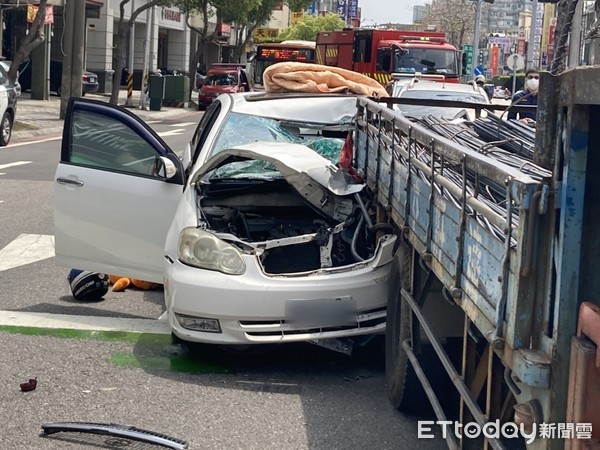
[
  {"left": 208, "top": 68, "right": 240, "bottom": 74},
  {"left": 226, "top": 92, "right": 359, "bottom": 124},
  {"left": 391, "top": 79, "right": 489, "bottom": 102},
  {"left": 395, "top": 79, "right": 485, "bottom": 93}
]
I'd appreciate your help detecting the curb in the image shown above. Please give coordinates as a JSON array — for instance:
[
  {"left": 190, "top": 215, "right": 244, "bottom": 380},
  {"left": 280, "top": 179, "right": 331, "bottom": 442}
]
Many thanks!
[
  {"left": 10, "top": 101, "right": 198, "bottom": 143},
  {"left": 12, "top": 123, "right": 64, "bottom": 141}
]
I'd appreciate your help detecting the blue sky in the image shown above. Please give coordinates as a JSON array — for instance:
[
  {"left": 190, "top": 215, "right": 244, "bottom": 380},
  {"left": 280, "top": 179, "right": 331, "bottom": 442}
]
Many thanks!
[{"left": 359, "top": 0, "right": 428, "bottom": 25}]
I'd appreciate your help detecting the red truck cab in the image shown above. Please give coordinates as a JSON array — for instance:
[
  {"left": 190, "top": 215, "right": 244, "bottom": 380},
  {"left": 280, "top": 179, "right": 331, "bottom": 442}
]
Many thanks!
[{"left": 316, "top": 29, "right": 460, "bottom": 86}]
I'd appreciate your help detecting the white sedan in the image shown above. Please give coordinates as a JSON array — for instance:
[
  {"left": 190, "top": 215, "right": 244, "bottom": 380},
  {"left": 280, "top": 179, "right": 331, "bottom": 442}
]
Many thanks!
[{"left": 54, "top": 93, "right": 396, "bottom": 348}]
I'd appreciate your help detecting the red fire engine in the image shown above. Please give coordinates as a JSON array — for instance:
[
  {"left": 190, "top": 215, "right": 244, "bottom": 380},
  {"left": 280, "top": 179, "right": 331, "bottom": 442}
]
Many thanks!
[{"left": 316, "top": 29, "right": 460, "bottom": 85}]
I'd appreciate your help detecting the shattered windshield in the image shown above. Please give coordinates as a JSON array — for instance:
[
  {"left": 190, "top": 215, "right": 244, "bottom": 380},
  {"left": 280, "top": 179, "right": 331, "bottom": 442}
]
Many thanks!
[
  {"left": 394, "top": 49, "right": 458, "bottom": 76},
  {"left": 208, "top": 112, "right": 345, "bottom": 180}
]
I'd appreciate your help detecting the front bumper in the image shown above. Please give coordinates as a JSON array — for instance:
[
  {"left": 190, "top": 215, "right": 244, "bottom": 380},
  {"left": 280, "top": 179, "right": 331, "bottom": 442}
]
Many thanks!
[
  {"left": 165, "top": 235, "right": 396, "bottom": 345},
  {"left": 197, "top": 94, "right": 217, "bottom": 107}
]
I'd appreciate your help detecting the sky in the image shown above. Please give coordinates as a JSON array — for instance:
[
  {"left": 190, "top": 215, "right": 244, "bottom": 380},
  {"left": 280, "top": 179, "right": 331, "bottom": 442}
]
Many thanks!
[{"left": 358, "top": 0, "right": 428, "bottom": 26}]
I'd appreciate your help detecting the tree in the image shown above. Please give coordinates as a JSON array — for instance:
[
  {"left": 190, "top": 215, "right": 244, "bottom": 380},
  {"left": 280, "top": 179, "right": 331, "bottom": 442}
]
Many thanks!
[
  {"left": 277, "top": 13, "right": 345, "bottom": 41},
  {"left": 177, "top": 0, "right": 316, "bottom": 76},
  {"left": 422, "top": 0, "right": 475, "bottom": 50},
  {"left": 110, "top": 0, "right": 174, "bottom": 105},
  {"left": 5, "top": 0, "right": 47, "bottom": 84},
  {"left": 211, "top": 0, "right": 313, "bottom": 62},
  {"left": 175, "top": 0, "right": 221, "bottom": 86}
]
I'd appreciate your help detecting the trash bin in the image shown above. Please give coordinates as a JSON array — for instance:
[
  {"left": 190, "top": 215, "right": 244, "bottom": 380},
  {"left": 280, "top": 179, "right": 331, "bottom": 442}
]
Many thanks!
[
  {"left": 149, "top": 75, "right": 165, "bottom": 111},
  {"left": 163, "top": 75, "right": 190, "bottom": 104}
]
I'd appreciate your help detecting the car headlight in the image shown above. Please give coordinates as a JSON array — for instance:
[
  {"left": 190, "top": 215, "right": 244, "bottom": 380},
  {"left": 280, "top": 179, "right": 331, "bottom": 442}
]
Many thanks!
[{"left": 178, "top": 227, "right": 246, "bottom": 275}]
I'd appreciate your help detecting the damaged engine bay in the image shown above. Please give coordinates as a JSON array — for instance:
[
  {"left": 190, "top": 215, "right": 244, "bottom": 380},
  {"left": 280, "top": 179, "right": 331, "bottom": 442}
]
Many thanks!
[{"left": 196, "top": 166, "right": 387, "bottom": 275}]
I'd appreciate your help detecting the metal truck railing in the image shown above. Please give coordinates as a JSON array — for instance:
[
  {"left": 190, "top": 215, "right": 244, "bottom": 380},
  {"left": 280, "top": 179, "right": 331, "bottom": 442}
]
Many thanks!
[
  {"left": 353, "top": 65, "right": 600, "bottom": 449},
  {"left": 354, "top": 96, "right": 548, "bottom": 349}
]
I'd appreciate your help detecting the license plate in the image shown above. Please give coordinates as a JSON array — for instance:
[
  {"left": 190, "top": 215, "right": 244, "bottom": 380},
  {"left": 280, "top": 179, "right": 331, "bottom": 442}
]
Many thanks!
[
  {"left": 285, "top": 296, "right": 357, "bottom": 328},
  {"left": 89, "top": 77, "right": 96, "bottom": 83}
]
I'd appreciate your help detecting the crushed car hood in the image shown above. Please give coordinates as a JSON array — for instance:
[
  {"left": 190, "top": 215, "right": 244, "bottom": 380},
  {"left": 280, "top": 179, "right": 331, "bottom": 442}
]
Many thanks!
[{"left": 191, "top": 142, "right": 365, "bottom": 220}]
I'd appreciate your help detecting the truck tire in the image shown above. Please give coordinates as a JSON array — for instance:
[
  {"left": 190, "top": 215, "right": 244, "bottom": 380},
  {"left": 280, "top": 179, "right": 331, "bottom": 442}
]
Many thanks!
[
  {"left": 385, "top": 239, "right": 417, "bottom": 410},
  {"left": 386, "top": 239, "right": 446, "bottom": 414}
]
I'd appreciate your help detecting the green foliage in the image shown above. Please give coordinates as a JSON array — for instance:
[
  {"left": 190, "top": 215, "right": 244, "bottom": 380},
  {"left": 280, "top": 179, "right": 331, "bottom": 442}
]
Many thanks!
[
  {"left": 278, "top": 13, "right": 345, "bottom": 41},
  {"left": 178, "top": 0, "right": 314, "bottom": 27},
  {"left": 210, "top": 0, "right": 263, "bottom": 24},
  {"left": 287, "top": 0, "right": 313, "bottom": 11}
]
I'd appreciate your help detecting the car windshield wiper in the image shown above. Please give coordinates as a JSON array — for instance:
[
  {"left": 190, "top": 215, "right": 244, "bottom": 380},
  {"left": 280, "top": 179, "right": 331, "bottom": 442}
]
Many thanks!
[{"left": 41, "top": 422, "right": 188, "bottom": 449}]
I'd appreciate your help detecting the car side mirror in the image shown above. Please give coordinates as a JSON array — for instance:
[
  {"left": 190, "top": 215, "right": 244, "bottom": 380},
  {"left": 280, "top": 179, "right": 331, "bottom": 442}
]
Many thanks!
[{"left": 156, "top": 156, "right": 177, "bottom": 179}]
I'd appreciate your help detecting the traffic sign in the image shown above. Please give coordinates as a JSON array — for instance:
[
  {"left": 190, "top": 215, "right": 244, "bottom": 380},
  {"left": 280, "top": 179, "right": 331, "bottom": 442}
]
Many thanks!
[
  {"left": 463, "top": 45, "right": 473, "bottom": 75},
  {"left": 506, "top": 53, "right": 525, "bottom": 71},
  {"left": 474, "top": 65, "right": 484, "bottom": 76}
]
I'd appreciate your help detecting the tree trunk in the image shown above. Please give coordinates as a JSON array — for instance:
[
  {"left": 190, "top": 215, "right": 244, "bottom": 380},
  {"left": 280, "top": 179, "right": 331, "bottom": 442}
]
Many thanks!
[
  {"left": 109, "top": 0, "right": 170, "bottom": 105},
  {"left": 7, "top": 0, "right": 47, "bottom": 84},
  {"left": 110, "top": 21, "right": 129, "bottom": 104}
]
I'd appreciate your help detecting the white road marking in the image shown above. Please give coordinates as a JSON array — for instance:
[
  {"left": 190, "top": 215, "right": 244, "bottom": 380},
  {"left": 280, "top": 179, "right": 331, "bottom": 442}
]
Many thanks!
[
  {"left": 7, "top": 136, "right": 62, "bottom": 148},
  {"left": 157, "top": 129, "right": 185, "bottom": 137},
  {"left": 0, "top": 161, "right": 32, "bottom": 170},
  {"left": 0, "top": 310, "right": 170, "bottom": 334},
  {"left": 0, "top": 234, "right": 55, "bottom": 272},
  {"left": 169, "top": 122, "right": 196, "bottom": 127},
  {"left": 145, "top": 120, "right": 161, "bottom": 124}
]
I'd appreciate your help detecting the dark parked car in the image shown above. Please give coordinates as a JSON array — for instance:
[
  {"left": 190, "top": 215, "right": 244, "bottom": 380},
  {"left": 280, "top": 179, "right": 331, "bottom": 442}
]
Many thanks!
[{"left": 18, "top": 60, "right": 99, "bottom": 96}]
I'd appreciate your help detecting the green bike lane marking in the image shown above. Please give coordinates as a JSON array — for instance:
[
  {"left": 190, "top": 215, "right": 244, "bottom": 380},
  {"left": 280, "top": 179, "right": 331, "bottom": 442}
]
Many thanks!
[{"left": 0, "top": 317, "right": 230, "bottom": 375}]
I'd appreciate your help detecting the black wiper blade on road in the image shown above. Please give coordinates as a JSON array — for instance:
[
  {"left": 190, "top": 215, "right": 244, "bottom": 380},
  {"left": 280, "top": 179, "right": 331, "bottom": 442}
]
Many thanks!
[{"left": 41, "top": 422, "right": 189, "bottom": 449}]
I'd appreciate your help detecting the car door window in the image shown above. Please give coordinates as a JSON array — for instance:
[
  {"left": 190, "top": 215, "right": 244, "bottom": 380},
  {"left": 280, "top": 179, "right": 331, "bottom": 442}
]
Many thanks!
[
  {"left": 69, "top": 109, "right": 160, "bottom": 176},
  {"left": 190, "top": 101, "right": 221, "bottom": 167}
]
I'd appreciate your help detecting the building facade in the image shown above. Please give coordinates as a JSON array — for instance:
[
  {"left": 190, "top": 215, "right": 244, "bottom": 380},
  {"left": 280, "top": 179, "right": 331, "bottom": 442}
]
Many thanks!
[{"left": 0, "top": 0, "right": 234, "bottom": 94}]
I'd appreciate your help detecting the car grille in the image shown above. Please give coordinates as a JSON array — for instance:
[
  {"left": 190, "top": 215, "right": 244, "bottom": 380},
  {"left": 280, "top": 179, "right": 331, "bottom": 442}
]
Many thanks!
[
  {"left": 238, "top": 307, "right": 386, "bottom": 341},
  {"left": 261, "top": 242, "right": 321, "bottom": 274}
]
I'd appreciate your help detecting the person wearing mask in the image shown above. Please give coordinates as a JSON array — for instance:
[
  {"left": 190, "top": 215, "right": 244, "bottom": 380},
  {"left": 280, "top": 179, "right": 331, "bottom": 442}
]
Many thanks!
[{"left": 507, "top": 69, "right": 539, "bottom": 124}]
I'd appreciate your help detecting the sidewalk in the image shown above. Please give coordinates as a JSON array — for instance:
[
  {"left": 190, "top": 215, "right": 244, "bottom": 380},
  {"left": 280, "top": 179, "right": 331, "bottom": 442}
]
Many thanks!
[{"left": 12, "top": 89, "right": 197, "bottom": 142}]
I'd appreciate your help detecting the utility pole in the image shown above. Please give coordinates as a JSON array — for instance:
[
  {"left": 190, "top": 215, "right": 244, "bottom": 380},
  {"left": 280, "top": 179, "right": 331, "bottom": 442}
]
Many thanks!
[
  {"left": 60, "top": 0, "right": 85, "bottom": 119},
  {"left": 125, "top": 0, "right": 136, "bottom": 107},
  {"left": 139, "top": 6, "right": 153, "bottom": 110},
  {"left": 472, "top": 0, "right": 482, "bottom": 77}
]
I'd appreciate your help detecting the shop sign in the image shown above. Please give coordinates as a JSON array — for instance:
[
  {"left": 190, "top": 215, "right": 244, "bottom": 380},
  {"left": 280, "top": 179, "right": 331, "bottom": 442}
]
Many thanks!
[
  {"left": 27, "top": 5, "right": 54, "bottom": 24},
  {"left": 291, "top": 12, "right": 304, "bottom": 24},
  {"left": 161, "top": 8, "right": 182, "bottom": 23},
  {"left": 253, "top": 28, "right": 279, "bottom": 39},
  {"left": 158, "top": 6, "right": 185, "bottom": 30}
]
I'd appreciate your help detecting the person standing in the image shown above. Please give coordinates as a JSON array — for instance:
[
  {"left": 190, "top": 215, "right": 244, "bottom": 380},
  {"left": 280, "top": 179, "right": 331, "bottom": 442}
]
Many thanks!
[{"left": 507, "top": 69, "right": 539, "bottom": 123}]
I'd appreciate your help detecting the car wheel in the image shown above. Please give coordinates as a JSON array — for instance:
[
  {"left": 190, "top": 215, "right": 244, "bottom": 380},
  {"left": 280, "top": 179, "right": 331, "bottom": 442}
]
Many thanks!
[{"left": 0, "top": 112, "right": 12, "bottom": 146}]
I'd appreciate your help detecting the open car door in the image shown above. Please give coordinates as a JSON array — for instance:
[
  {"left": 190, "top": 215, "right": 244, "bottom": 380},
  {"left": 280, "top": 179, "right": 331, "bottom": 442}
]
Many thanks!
[{"left": 54, "top": 98, "right": 185, "bottom": 283}]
